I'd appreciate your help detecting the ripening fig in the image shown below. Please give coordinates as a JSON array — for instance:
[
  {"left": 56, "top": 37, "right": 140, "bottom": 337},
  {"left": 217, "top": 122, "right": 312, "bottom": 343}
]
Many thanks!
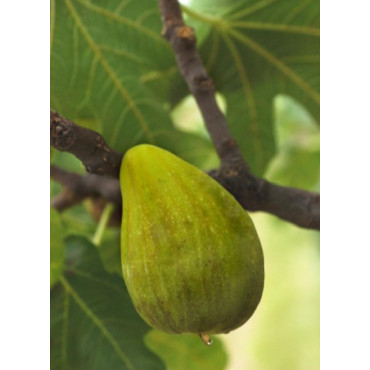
[{"left": 120, "top": 144, "right": 264, "bottom": 344}]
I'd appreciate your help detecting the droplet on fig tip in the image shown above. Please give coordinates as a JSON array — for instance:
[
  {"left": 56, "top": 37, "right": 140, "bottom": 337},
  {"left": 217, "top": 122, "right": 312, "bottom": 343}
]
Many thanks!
[{"left": 199, "top": 333, "right": 212, "bottom": 346}]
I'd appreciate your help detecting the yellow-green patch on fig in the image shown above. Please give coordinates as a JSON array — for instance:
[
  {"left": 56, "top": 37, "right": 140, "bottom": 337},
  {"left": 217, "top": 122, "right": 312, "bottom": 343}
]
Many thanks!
[{"left": 120, "top": 144, "right": 264, "bottom": 341}]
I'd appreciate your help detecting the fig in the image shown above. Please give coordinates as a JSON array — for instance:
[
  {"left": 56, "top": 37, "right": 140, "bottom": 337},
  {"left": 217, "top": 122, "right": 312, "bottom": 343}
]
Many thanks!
[{"left": 120, "top": 144, "right": 264, "bottom": 344}]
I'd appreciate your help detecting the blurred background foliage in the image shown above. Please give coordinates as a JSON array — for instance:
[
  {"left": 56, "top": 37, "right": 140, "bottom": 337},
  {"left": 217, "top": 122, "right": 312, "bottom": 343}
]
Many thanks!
[{"left": 51, "top": 0, "right": 319, "bottom": 368}]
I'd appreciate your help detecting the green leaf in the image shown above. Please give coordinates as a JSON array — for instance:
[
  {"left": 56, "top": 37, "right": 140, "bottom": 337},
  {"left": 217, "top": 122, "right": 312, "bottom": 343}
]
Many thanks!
[
  {"left": 167, "top": 131, "right": 220, "bottom": 170},
  {"left": 169, "top": 94, "right": 221, "bottom": 170},
  {"left": 267, "top": 147, "right": 319, "bottom": 190},
  {"left": 51, "top": 0, "right": 182, "bottom": 155},
  {"left": 51, "top": 150, "right": 86, "bottom": 175},
  {"left": 274, "top": 94, "right": 319, "bottom": 147},
  {"left": 179, "top": 0, "right": 319, "bottom": 175},
  {"left": 145, "top": 330, "right": 228, "bottom": 370},
  {"left": 99, "top": 228, "right": 122, "bottom": 276},
  {"left": 266, "top": 94, "right": 320, "bottom": 191},
  {"left": 61, "top": 203, "right": 97, "bottom": 239},
  {"left": 51, "top": 208, "right": 65, "bottom": 288},
  {"left": 50, "top": 235, "right": 164, "bottom": 370}
]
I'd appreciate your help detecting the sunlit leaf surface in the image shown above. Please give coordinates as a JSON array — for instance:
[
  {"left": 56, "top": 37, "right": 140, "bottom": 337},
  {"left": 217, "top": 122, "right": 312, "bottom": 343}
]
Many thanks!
[{"left": 180, "top": 0, "right": 319, "bottom": 175}]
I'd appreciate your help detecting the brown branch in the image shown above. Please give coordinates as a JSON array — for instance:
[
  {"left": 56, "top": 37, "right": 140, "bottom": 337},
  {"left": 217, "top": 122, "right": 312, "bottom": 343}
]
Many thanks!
[
  {"left": 209, "top": 169, "right": 320, "bottom": 230},
  {"left": 50, "top": 111, "right": 319, "bottom": 229},
  {"left": 157, "top": 0, "right": 243, "bottom": 167},
  {"left": 50, "top": 165, "right": 121, "bottom": 205},
  {"left": 50, "top": 165, "right": 122, "bottom": 226},
  {"left": 50, "top": 109, "right": 123, "bottom": 177}
]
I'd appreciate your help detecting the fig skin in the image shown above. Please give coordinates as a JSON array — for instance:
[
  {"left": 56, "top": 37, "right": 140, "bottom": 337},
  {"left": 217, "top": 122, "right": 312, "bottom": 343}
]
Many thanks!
[{"left": 120, "top": 144, "right": 264, "bottom": 336}]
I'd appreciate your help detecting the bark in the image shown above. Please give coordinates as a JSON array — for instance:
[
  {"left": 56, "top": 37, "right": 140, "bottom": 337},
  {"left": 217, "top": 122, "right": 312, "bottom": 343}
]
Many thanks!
[{"left": 50, "top": 110, "right": 122, "bottom": 178}]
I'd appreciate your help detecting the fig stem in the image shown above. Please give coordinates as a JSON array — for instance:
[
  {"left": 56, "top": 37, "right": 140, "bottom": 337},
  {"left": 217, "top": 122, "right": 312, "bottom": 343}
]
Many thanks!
[
  {"left": 92, "top": 203, "right": 114, "bottom": 246},
  {"left": 199, "top": 333, "right": 212, "bottom": 346}
]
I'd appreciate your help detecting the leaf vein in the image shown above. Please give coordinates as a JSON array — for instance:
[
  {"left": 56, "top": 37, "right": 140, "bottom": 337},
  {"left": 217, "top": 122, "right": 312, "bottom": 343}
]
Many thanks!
[
  {"left": 66, "top": 267, "right": 123, "bottom": 294},
  {"left": 76, "top": 0, "right": 167, "bottom": 45},
  {"left": 227, "top": 28, "right": 320, "bottom": 103},
  {"left": 50, "top": 0, "right": 56, "bottom": 52},
  {"left": 76, "top": 55, "right": 99, "bottom": 112},
  {"left": 229, "top": 21, "right": 319, "bottom": 36},
  {"left": 61, "top": 276, "right": 136, "bottom": 370},
  {"left": 222, "top": 32, "right": 262, "bottom": 168},
  {"left": 61, "top": 291, "right": 70, "bottom": 368},
  {"left": 63, "top": 0, "right": 154, "bottom": 143},
  {"left": 228, "top": 0, "right": 276, "bottom": 21}
]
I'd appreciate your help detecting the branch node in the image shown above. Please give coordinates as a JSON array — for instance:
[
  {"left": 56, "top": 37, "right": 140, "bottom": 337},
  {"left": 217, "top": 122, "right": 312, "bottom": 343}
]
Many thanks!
[
  {"left": 176, "top": 26, "right": 196, "bottom": 45},
  {"left": 50, "top": 116, "right": 74, "bottom": 150},
  {"left": 192, "top": 74, "right": 213, "bottom": 92},
  {"left": 50, "top": 109, "right": 123, "bottom": 178}
]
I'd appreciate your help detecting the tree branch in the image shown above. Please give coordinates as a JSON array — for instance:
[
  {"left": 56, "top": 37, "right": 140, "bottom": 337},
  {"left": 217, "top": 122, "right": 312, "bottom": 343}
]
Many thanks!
[
  {"left": 50, "top": 165, "right": 121, "bottom": 206},
  {"left": 157, "top": 0, "right": 243, "bottom": 167},
  {"left": 50, "top": 109, "right": 122, "bottom": 177},
  {"left": 209, "top": 169, "right": 320, "bottom": 230},
  {"left": 50, "top": 112, "right": 319, "bottom": 229},
  {"left": 50, "top": 165, "right": 122, "bottom": 225}
]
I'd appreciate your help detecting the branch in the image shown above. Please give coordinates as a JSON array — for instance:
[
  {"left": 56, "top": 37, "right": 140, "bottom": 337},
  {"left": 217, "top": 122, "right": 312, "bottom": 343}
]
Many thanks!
[
  {"left": 209, "top": 169, "right": 320, "bottom": 230},
  {"left": 50, "top": 112, "right": 319, "bottom": 229},
  {"left": 50, "top": 165, "right": 121, "bottom": 206},
  {"left": 50, "top": 165, "right": 122, "bottom": 225},
  {"left": 157, "top": 0, "right": 243, "bottom": 167},
  {"left": 50, "top": 109, "right": 122, "bottom": 177}
]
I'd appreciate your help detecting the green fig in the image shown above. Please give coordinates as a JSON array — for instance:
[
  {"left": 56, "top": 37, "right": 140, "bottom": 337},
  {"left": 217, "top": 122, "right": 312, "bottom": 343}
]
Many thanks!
[{"left": 120, "top": 144, "right": 264, "bottom": 344}]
